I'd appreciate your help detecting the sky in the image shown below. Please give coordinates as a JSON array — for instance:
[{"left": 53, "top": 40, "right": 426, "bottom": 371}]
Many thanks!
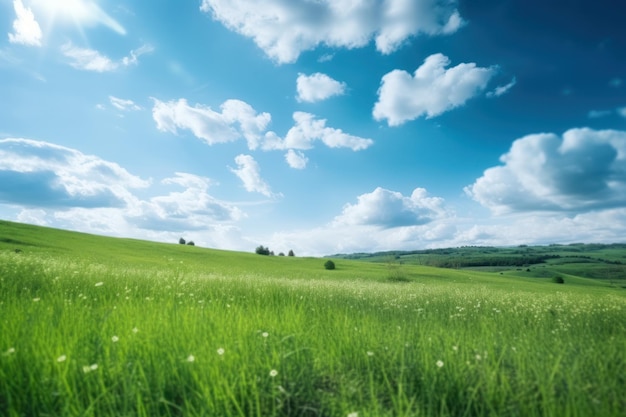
[{"left": 1, "top": 0, "right": 625, "bottom": 256}]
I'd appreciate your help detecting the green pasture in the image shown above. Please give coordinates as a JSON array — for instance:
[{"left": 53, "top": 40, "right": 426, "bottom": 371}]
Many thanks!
[{"left": 1, "top": 220, "right": 625, "bottom": 416}]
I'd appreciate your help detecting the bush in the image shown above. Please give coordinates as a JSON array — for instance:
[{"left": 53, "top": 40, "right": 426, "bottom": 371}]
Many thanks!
[
  {"left": 288, "top": 250, "right": 295, "bottom": 257},
  {"left": 187, "top": 241, "right": 195, "bottom": 246},
  {"left": 179, "top": 237, "right": 186, "bottom": 245},
  {"left": 324, "top": 260, "right": 336, "bottom": 270},
  {"left": 255, "top": 245, "right": 271, "bottom": 256},
  {"left": 552, "top": 276, "right": 565, "bottom": 284}
]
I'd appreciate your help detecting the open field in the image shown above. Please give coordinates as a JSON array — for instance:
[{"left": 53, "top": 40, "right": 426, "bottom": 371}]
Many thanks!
[{"left": 1, "top": 220, "right": 625, "bottom": 416}]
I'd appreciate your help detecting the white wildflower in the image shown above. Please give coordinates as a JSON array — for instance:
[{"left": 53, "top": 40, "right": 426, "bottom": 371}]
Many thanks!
[
  {"left": 56, "top": 355, "right": 67, "bottom": 362},
  {"left": 436, "top": 360, "right": 444, "bottom": 368},
  {"left": 186, "top": 355, "right": 195, "bottom": 363},
  {"left": 217, "top": 348, "right": 225, "bottom": 355},
  {"left": 269, "top": 369, "right": 278, "bottom": 377}
]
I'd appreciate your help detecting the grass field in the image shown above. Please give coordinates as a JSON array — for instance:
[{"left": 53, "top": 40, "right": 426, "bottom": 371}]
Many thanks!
[{"left": 1, "top": 220, "right": 625, "bottom": 416}]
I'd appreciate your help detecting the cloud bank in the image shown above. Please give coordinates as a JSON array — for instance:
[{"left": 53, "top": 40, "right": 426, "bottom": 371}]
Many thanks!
[{"left": 200, "top": 0, "right": 463, "bottom": 63}]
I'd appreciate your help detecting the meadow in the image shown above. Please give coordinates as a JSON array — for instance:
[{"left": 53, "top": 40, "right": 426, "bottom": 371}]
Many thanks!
[{"left": 1, "top": 221, "right": 625, "bottom": 417}]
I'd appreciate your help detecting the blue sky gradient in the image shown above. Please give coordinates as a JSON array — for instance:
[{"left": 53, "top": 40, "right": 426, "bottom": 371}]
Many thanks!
[{"left": 1, "top": 0, "right": 625, "bottom": 255}]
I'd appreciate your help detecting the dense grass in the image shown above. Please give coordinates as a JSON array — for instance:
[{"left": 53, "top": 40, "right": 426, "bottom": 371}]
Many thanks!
[{"left": 1, "top": 221, "right": 625, "bottom": 416}]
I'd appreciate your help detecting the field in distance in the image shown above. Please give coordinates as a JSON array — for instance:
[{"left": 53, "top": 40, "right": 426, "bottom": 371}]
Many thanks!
[{"left": 1, "top": 220, "right": 625, "bottom": 417}]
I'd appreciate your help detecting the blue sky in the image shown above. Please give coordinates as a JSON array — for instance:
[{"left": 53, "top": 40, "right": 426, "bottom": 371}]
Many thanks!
[{"left": 1, "top": 0, "right": 625, "bottom": 256}]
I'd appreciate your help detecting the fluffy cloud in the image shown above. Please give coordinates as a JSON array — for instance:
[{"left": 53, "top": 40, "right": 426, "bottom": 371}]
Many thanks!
[
  {"left": 129, "top": 173, "right": 243, "bottom": 231},
  {"left": 0, "top": 138, "right": 149, "bottom": 208},
  {"left": 285, "top": 149, "right": 308, "bottom": 169},
  {"left": 61, "top": 43, "right": 153, "bottom": 72},
  {"left": 373, "top": 53, "right": 496, "bottom": 126},
  {"left": 263, "top": 112, "right": 373, "bottom": 151},
  {"left": 334, "top": 187, "right": 447, "bottom": 228},
  {"left": 109, "top": 96, "right": 141, "bottom": 111},
  {"left": 230, "top": 154, "right": 275, "bottom": 197},
  {"left": 296, "top": 73, "right": 346, "bottom": 102},
  {"left": 152, "top": 98, "right": 271, "bottom": 149},
  {"left": 8, "top": 0, "right": 42, "bottom": 47},
  {"left": 200, "top": 0, "right": 463, "bottom": 63},
  {"left": 465, "top": 128, "right": 626, "bottom": 214}
]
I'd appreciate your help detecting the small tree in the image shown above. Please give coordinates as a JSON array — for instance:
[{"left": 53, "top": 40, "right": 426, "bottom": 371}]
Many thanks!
[
  {"left": 278, "top": 252, "right": 285, "bottom": 256},
  {"left": 179, "top": 237, "right": 186, "bottom": 245},
  {"left": 324, "top": 260, "right": 336, "bottom": 270},
  {"left": 187, "top": 241, "right": 195, "bottom": 246},
  {"left": 255, "top": 245, "right": 271, "bottom": 255},
  {"left": 552, "top": 276, "right": 565, "bottom": 284},
  {"left": 288, "top": 250, "right": 295, "bottom": 257}
]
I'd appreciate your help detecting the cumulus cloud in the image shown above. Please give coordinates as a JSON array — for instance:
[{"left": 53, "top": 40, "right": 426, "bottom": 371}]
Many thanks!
[
  {"left": 8, "top": 0, "right": 42, "bottom": 47},
  {"left": 61, "top": 43, "right": 153, "bottom": 72},
  {"left": 200, "top": 0, "right": 463, "bottom": 63},
  {"left": 152, "top": 98, "right": 271, "bottom": 149},
  {"left": 109, "top": 96, "right": 141, "bottom": 111},
  {"left": 263, "top": 112, "right": 373, "bottom": 151},
  {"left": 0, "top": 138, "right": 149, "bottom": 208},
  {"left": 334, "top": 187, "right": 447, "bottom": 228},
  {"left": 486, "top": 77, "right": 516, "bottom": 98},
  {"left": 465, "top": 128, "right": 626, "bottom": 214},
  {"left": 230, "top": 154, "right": 275, "bottom": 197},
  {"left": 285, "top": 149, "right": 308, "bottom": 169},
  {"left": 129, "top": 173, "right": 244, "bottom": 231},
  {"left": 373, "top": 53, "right": 496, "bottom": 126},
  {"left": 296, "top": 72, "right": 346, "bottom": 102}
]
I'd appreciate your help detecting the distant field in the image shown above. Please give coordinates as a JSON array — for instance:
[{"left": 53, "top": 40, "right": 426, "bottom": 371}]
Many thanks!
[{"left": 1, "top": 220, "right": 625, "bottom": 417}]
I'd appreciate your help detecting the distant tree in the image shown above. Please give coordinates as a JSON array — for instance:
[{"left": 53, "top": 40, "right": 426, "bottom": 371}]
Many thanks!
[
  {"left": 278, "top": 252, "right": 285, "bottom": 256},
  {"left": 255, "top": 245, "right": 271, "bottom": 255},
  {"left": 179, "top": 237, "right": 186, "bottom": 245},
  {"left": 187, "top": 241, "right": 195, "bottom": 246},
  {"left": 324, "top": 260, "right": 336, "bottom": 270},
  {"left": 552, "top": 276, "right": 565, "bottom": 284},
  {"left": 270, "top": 251, "right": 275, "bottom": 256},
  {"left": 288, "top": 250, "right": 295, "bottom": 257}
]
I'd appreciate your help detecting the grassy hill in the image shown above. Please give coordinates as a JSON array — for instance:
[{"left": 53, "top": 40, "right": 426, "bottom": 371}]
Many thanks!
[{"left": 1, "top": 220, "right": 625, "bottom": 417}]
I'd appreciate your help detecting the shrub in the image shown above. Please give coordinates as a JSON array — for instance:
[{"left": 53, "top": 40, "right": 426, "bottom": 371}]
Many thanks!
[
  {"left": 255, "top": 245, "right": 271, "bottom": 256},
  {"left": 187, "top": 241, "right": 195, "bottom": 246},
  {"left": 179, "top": 237, "right": 186, "bottom": 245},
  {"left": 288, "top": 250, "right": 295, "bottom": 257},
  {"left": 324, "top": 260, "right": 336, "bottom": 270},
  {"left": 552, "top": 276, "right": 565, "bottom": 284}
]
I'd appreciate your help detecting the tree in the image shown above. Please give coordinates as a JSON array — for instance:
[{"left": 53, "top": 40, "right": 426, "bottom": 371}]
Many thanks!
[
  {"left": 255, "top": 245, "right": 271, "bottom": 256},
  {"left": 288, "top": 250, "right": 295, "bottom": 257},
  {"left": 324, "top": 260, "right": 336, "bottom": 270},
  {"left": 187, "top": 241, "right": 195, "bottom": 246},
  {"left": 278, "top": 252, "right": 285, "bottom": 256},
  {"left": 179, "top": 237, "right": 186, "bottom": 245}
]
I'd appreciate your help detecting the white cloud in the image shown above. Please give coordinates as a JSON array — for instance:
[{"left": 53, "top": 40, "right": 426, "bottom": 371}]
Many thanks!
[
  {"left": 618, "top": 107, "right": 626, "bottom": 118},
  {"left": 373, "top": 53, "right": 496, "bottom": 126},
  {"left": 200, "top": 0, "right": 463, "bottom": 63},
  {"left": 61, "top": 43, "right": 153, "bottom": 72},
  {"left": 588, "top": 109, "right": 613, "bottom": 119},
  {"left": 230, "top": 154, "right": 275, "bottom": 197},
  {"left": 465, "top": 128, "right": 626, "bottom": 214},
  {"left": 296, "top": 72, "right": 346, "bottom": 103},
  {"left": 334, "top": 187, "right": 447, "bottom": 228},
  {"left": 285, "top": 149, "right": 308, "bottom": 169},
  {"left": 8, "top": 0, "right": 42, "bottom": 47},
  {"left": 152, "top": 98, "right": 270, "bottom": 149},
  {"left": 0, "top": 138, "right": 149, "bottom": 208},
  {"left": 109, "top": 96, "right": 141, "bottom": 111},
  {"left": 486, "top": 77, "right": 516, "bottom": 98},
  {"left": 263, "top": 112, "right": 373, "bottom": 151}
]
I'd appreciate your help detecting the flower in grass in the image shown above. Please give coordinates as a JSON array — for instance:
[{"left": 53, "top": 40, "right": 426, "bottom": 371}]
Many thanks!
[
  {"left": 366, "top": 351, "right": 374, "bottom": 357},
  {"left": 262, "top": 332, "right": 269, "bottom": 338},
  {"left": 3, "top": 347, "right": 16, "bottom": 356},
  {"left": 436, "top": 360, "right": 444, "bottom": 368},
  {"left": 33, "top": 297, "right": 41, "bottom": 302},
  {"left": 95, "top": 282, "right": 104, "bottom": 287},
  {"left": 348, "top": 412, "right": 359, "bottom": 417},
  {"left": 56, "top": 354, "right": 67, "bottom": 363},
  {"left": 111, "top": 336, "right": 119, "bottom": 343},
  {"left": 132, "top": 327, "right": 139, "bottom": 334},
  {"left": 83, "top": 363, "right": 98, "bottom": 373},
  {"left": 217, "top": 348, "right": 225, "bottom": 356},
  {"left": 186, "top": 355, "right": 195, "bottom": 363},
  {"left": 269, "top": 369, "right": 278, "bottom": 378}
]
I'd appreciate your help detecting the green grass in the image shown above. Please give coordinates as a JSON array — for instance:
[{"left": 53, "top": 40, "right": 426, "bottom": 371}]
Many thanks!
[{"left": 1, "top": 220, "right": 625, "bottom": 416}]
